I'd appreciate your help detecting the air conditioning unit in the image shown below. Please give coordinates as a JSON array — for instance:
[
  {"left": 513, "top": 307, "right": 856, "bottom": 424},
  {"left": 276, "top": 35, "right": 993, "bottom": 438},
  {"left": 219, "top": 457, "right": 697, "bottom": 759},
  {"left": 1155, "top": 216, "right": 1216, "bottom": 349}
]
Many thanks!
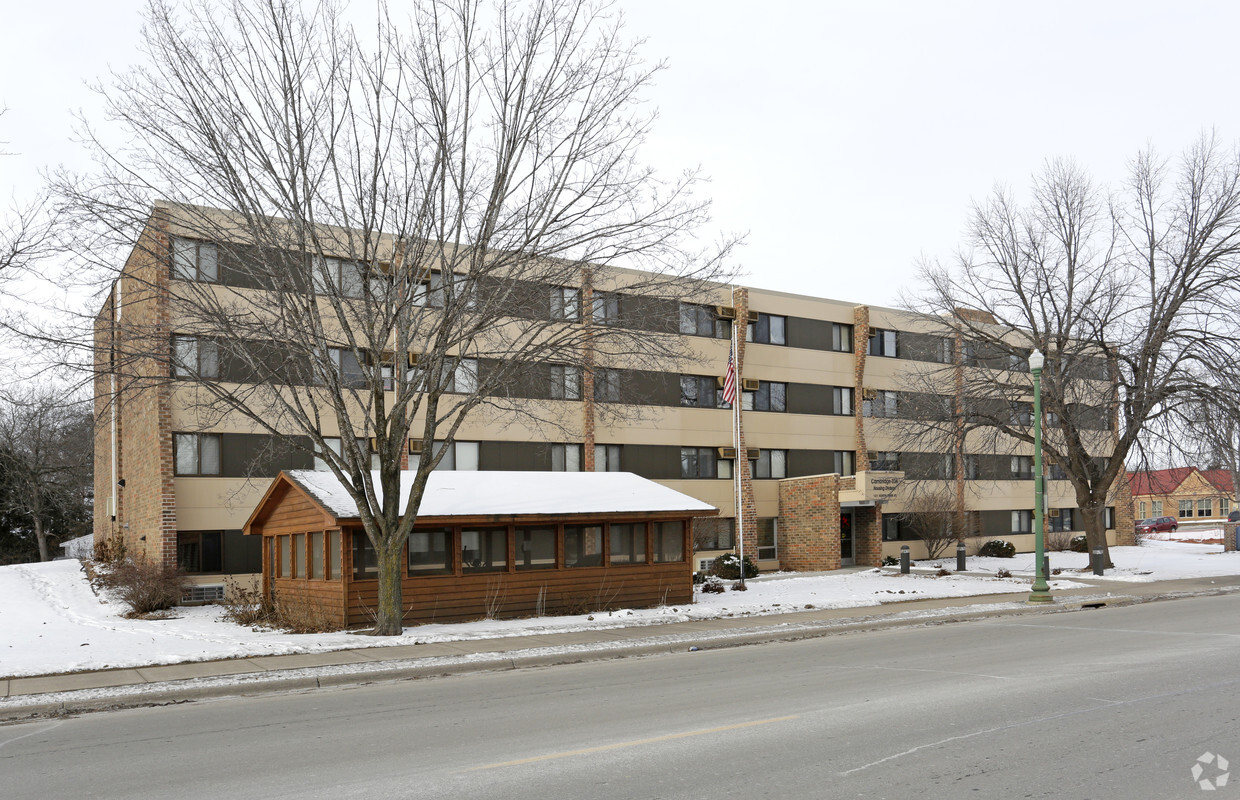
[
  {"left": 862, "top": 388, "right": 878, "bottom": 400},
  {"left": 714, "top": 305, "right": 736, "bottom": 319},
  {"left": 368, "top": 437, "right": 379, "bottom": 451},
  {"left": 741, "top": 378, "right": 760, "bottom": 391},
  {"left": 365, "top": 349, "right": 395, "bottom": 366},
  {"left": 747, "top": 310, "right": 759, "bottom": 323},
  {"left": 407, "top": 439, "right": 424, "bottom": 454},
  {"left": 406, "top": 352, "right": 421, "bottom": 367},
  {"left": 746, "top": 447, "right": 760, "bottom": 461},
  {"left": 717, "top": 447, "right": 737, "bottom": 459}
]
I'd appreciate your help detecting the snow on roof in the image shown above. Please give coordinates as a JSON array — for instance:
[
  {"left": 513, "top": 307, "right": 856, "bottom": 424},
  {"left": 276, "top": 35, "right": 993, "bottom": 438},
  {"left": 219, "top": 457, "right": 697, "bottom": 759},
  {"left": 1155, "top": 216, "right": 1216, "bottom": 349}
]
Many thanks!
[{"left": 284, "top": 470, "right": 718, "bottom": 519}]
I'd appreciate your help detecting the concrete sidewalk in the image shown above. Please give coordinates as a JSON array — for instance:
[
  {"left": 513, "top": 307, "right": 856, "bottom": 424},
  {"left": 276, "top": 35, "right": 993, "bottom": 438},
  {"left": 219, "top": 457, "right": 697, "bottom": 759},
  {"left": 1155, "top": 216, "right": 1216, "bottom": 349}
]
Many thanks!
[{"left": 3, "top": 574, "right": 1238, "bottom": 721}]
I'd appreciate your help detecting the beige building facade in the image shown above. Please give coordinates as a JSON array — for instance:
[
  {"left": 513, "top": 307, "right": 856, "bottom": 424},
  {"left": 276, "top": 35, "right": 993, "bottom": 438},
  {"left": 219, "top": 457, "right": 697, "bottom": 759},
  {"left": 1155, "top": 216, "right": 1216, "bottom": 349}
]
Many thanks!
[{"left": 94, "top": 207, "right": 1129, "bottom": 598}]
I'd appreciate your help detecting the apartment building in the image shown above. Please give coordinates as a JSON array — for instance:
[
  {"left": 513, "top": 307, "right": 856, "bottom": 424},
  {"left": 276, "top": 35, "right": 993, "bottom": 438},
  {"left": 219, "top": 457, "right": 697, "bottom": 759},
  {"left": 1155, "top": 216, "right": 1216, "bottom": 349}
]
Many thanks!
[{"left": 94, "top": 205, "right": 1131, "bottom": 598}]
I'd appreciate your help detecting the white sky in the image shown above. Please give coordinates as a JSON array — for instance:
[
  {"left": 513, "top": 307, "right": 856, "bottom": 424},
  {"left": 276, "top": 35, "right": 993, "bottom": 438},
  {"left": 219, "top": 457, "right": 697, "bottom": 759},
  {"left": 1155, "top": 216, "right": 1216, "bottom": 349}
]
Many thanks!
[{"left": 4, "top": 0, "right": 1240, "bottom": 307}]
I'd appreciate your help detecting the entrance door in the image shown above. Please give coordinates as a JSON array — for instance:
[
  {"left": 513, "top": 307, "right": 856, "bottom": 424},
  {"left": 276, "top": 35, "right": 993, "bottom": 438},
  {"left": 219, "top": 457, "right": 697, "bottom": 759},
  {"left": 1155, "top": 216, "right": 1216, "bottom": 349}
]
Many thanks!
[{"left": 840, "top": 510, "right": 855, "bottom": 566}]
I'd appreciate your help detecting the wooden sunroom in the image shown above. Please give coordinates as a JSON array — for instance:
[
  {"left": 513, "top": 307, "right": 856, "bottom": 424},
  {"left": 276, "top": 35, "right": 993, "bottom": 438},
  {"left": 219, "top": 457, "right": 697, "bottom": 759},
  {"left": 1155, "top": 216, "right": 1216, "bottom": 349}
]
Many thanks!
[{"left": 242, "top": 470, "right": 718, "bottom": 628}]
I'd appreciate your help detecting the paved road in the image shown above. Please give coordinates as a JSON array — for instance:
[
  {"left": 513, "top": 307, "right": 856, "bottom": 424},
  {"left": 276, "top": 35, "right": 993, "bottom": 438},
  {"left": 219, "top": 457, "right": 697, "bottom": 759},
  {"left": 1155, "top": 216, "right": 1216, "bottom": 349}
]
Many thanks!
[{"left": 3, "top": 594, "right": 1239, "bottom": 799}]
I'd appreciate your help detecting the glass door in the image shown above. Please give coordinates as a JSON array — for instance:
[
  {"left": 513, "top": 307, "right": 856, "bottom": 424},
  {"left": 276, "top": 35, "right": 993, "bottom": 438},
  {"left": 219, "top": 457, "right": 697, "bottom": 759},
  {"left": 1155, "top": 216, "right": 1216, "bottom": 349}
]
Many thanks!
[{"left": 840, "top": 510, "right": 855, "bottom": 566}]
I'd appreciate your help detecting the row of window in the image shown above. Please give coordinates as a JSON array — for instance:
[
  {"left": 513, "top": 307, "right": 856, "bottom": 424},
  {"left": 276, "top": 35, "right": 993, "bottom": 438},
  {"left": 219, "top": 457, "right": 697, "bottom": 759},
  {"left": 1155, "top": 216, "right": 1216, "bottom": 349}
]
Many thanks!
[
  {"left": 880, "top": 507, "right": 1117, "bottom": 541},
  {"left": 1146, "top": 498, "right": 1234, "bottom": 518}
]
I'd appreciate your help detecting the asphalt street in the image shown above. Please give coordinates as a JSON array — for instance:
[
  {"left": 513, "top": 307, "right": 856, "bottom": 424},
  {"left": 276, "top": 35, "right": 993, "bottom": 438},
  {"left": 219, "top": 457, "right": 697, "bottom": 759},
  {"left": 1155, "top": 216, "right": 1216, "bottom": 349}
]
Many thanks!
[{"left": 3, "top": 593, "right": 1239, "bottom": 799}]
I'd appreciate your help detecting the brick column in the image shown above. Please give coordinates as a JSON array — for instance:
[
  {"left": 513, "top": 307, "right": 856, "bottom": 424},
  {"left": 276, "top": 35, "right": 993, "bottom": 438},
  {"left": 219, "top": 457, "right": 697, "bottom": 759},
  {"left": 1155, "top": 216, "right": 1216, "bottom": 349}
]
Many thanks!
[
  {"left": 581, "top": 269, "right": 596, "bottom": 471},
  {"left": 1111, "top": 471, "right": 1137, "bottom": 546},
  {"left": 732, "top": 287, "right": 757, "bottom": 559},
  {"left": 852, "top": 305, "right": 869, "bottom": 462},
  {"left": 1225, "top": 522, "right": 1238, "bottom": 552},
  {"left": 855, "top": 505, "right": 883, "bottom": 567},
  {"left": 777, "top": 474, "right": 841, "bottom": 570}
]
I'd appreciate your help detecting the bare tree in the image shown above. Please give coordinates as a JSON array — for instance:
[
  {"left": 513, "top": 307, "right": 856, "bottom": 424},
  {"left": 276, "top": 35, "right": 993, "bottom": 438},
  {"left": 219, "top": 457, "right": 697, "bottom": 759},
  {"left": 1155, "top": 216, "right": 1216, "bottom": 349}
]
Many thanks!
[
  {"left": 56, "top": 0, "right": 735, "bottom": 634},
  {"left": 892, "top": 141, "right": 1240, "bottom": 567},
  {"left": 898, "top": 484, "right": 959, "bottom": 560},
  {"left": 0, "top": 387, "right": 93, "bottom": 563},
  {"left": 0, "top": 108, "right": 61, "bottom": 285}
]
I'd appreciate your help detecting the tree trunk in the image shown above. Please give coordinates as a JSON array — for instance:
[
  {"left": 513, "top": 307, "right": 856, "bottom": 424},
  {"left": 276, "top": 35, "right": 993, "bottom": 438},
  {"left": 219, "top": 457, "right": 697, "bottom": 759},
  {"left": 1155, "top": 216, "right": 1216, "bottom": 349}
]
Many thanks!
[
  {"left": 369, "top": 540, "right": 405, "bottom": 636},
  {"left": 1079, "top": 498, "right": 1112, "bottom": 568},
  {"left": 34, "top": 515, "right": 50, "bottom": 562}
]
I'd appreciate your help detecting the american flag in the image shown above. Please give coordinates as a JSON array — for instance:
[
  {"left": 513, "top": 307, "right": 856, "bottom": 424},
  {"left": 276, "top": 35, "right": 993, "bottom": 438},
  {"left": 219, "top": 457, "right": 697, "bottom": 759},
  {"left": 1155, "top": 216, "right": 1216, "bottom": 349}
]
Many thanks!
[{"left": 721, "top": 344, "right": 737, "bottom": 406}]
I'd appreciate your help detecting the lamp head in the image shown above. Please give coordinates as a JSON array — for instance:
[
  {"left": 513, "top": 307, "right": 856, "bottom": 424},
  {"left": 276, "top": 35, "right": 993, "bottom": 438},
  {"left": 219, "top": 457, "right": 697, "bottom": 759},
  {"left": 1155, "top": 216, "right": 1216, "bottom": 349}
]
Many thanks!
[{"left": 1029, "top": 349, "right": 1045, "bottom": 371}]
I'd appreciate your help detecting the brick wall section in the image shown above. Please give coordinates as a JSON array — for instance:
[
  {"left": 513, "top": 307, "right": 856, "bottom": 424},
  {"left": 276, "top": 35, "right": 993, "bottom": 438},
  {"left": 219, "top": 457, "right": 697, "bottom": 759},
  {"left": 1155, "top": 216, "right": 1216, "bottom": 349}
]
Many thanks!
[
  {"left": 854, "top": 506, "right": 883, "bottom": 567},
  {"left": 1225, "top": 522, "right": 1238, "bottom": 552},
  {"left": 93, "top": 291, "right": 120, "bottom": 554},
  {"left": 732, "top": 287, "right": 758, "bottom": 559},
  {"left": 1111, "top": 470, "right": 1136, "bottom": 546},
  {"left": 778, "top": 474, "right": 841, "bottom": 571},
  {"left": 581, "top": 269, "right": 596, "bottom": 471},
  {"left": 97, "top": 212, "right": 178, "bottom": 567},
  {"left": 852, "top": 305, "right": 869, "bottom": 461}
]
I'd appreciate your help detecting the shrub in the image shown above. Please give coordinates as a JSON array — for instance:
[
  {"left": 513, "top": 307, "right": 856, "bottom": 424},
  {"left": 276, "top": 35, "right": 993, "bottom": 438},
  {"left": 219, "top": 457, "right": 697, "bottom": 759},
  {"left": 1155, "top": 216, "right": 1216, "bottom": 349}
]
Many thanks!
[
  {"left": 935, "top": 567, "right": 952, "bottom": 577},
  {"left": 1045, "top": 529, "right": 1073, "bottom": 552},
  {"left": 104, "top": 556, "right": 188, "bottom": 616},
  {"left": 996, "top": 568, "right": 1012, "bottom": 578},
  {"left": 1070, "top": 535, "right": 1089, "bottom": 553},
  {"left": 710, "top": 552, "right": 759, "bottom": 580},
  {"left": 978, "top": 540, "right": 1016, "bottom": 558},
  {"left": 882, "top": 555, "right": 899, "bottom": 567},
  {"left": 218, "top": 581, "right": 339, "bottom": 632},
  {"left": 729, "top": 581, "right": 748, "bottom": 591},
  {"left": 92, "top": 534, "right": 126, "bottom": 565},
  {"left": 219, "top": 579, "right": 277, "bottom": 627},
  {"left": 700, "top": 577, "right": 726, "bottom": 594}
]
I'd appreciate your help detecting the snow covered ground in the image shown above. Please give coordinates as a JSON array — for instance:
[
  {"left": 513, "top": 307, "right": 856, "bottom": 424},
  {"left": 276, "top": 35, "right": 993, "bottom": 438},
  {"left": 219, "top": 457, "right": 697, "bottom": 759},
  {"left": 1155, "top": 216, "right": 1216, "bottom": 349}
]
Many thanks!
[{"left": 2, "top": 541, "right": 1238, "bottom": 679}]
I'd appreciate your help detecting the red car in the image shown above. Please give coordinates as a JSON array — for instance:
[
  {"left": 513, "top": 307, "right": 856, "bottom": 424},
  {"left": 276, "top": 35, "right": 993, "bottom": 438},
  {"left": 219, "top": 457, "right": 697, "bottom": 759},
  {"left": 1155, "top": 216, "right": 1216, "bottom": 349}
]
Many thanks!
[{"left": 1136, "top": 516, "right": 1178, "bottom": 534}]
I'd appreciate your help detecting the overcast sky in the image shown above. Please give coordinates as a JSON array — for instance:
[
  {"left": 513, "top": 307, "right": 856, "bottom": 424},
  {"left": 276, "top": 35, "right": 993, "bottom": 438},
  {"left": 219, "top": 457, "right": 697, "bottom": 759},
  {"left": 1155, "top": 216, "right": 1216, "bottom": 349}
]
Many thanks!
[{"left": 4, "top": 1, "right": 1240, "bottom": 308}]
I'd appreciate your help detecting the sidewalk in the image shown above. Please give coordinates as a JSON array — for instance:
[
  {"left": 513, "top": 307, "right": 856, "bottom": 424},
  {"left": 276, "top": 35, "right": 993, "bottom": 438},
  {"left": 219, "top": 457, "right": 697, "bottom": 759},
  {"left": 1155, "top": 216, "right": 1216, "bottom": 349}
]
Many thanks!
[{"left": 3, "top": 574, "right": 1238, "bottom": 721}]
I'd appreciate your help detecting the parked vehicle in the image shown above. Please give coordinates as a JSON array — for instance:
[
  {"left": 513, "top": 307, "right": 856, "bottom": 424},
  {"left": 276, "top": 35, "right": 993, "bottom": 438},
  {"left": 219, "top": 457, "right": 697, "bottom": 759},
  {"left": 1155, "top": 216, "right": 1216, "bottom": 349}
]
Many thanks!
[
  {"left": 1228, "top": 510, "right": 1240, "bottom": 523},
  {"left": 1135, "top": 516, "right": 1178, "bottom": 534}
]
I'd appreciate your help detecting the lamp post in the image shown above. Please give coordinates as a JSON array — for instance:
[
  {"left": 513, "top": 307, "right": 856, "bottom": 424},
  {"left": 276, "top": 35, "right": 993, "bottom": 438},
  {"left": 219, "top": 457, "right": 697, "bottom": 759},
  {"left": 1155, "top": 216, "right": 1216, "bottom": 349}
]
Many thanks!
[{"left": 1028, "top": 349, "right": 1052, "bottom": 604}]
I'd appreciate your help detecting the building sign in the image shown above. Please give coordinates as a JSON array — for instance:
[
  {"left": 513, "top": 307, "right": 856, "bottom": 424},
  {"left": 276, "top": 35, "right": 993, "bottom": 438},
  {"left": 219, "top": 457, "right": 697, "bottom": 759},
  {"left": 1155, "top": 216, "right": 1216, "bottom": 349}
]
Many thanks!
[{"left": 856, "top": 470, "right": 904, "bottom": 503}]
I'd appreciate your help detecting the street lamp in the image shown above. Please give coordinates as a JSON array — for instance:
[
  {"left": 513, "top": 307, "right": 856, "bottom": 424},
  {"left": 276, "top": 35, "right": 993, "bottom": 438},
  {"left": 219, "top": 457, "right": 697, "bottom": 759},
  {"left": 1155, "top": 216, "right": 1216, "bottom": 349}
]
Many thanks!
[{"left": 1028, "top": 349, "right": 1052, "bottom": 604}]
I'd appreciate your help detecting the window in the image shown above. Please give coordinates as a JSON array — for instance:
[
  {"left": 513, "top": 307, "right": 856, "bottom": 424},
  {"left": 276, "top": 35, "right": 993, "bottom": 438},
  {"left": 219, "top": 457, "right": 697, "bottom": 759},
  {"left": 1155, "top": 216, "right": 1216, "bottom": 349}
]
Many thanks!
[
  {"left": 1048, "top": 508, "right": 1075, "bottom": 533},
  {"left": 431, "top": 440, "right": 480, "bottom": 471},
  {"left": 756, "top": 518, "right": 777, "bottom": 560},
  {"left": 280, "top": 535, "right": 291, "bottom": 578},
  {"left": 831, "top": 387, "right": 854, "bottom": 416},
  {"left": 753, "top": 449, "right": 787, "bottom": 479},
  {"left": 592, "top": 291, "right": 621, "bottom": 325},
  {"left": 461, "top": 527, "right": 507, "bottom": 572},
  {"left": 594, "top": 368, "right": 621, "bottom": 402},
  {"left": 868, "top": 328, "right": 897, "bottom": 357},
  {"left": 446, "top": 357, "right": 478, "bottom": 394},
  {"left": 1105, "top": 507, "right": 1116, "bottom": 530},
  {"left": 413, "top": 271, "right": 460, "bottom": 308},
  {"left": 1139, "top": 501, "right": 1147, "bottom": 519},
  {"left": 1010, "top": 455, "right": 1034, "bottom": 480},
  {"left": 1152, "top": 500, "right": 1163, "bottom": 516},
  {"left": 833, "top": 450, "right": 856, "bottom": 477},
  {"left": 291, "top": 533, "right": 304, "bottom": 578},
  {"left": 1049, "top": 462, "right": 1068, "bottom": 480},
  {"left": 565, "top": 525, "right": 603, "bottom": 567},
  {"left": 550, "top": 286, "right": 580, "bottom": 321},
  {"left": 315, "top": 437, "right": 379, "bottom": 471},
  {"left": 174, "top": 433, "right": 221, "bottom": 475},
  {"left": 549, "top": 365, "right": 582, "bottom": 400},
  {"left": 171, "top": 237, "right": 218, "bottom": 282},
  {"left": 881, "top": 514, "right": 904, "bottom": 542},
  {"left": 1222, "top": 498, "right": 1231, "bottom": 517},
  {"left": 680, "top": 375, "right": 720, "bottom": 409},
  {"left": 863, "top": 390, "right": 898, "bottom": 418},
  {"left": 743, "top": 381, "right": 786, "bottom": 412},
  {"left": 653, "top": 521, "right": 685, "bottom": 562},
  {"left": 1179, "top": 500, "right": 1194, "bottom": 518},
  {"left": 1010, "top": 402, "right": 1033, "bottom": 427},
  {"left": 679, "top": 303, "right": 732, "bottom": 339},
  {"left": 408, "top": 528, "right": 453, "bottom": 575},
  {"left": 551, "top": 444, "right": 582, "bottom": 472},
  {"left": 609, "top": 523, "right": 647, "bottom": 565},
  {"left": 353, "top": 533, "right": 378, "bottom": 579},
  {"left": 693, "top": 518, "right": 734, "bottom": 551},
  {"left": 1011, "top": 510, "right": 1033, "bottom": 534},
  {"left": 830, "top": 323, "right": 853, "bottom": 353},
  {"left": 308, "top": 531, "right": 324, "bottom": 579},
  {"left": 172, "top": 336, "right": 220, "bottom": 379},
  {"left": 594, "top": 444, "right": 622, "bottom": 472},
  {"left": 328, "top": 530, "right": 341, "bottom": 579},
  {"left": 325, "top": 347, "right": 366, "bottom": 388},
  {"left": 515, "top": 526, "right": 556, "bottom": 570},
  {"left": 681, "top": 447, "right": 718, "bottom": 479},
  {"left": 312, "top": 256, "right": 375, "bottom": 299},
  {"left": 747, "top": 313, "right": 786, "bottom": 345},
  {"left": 869, "top": 451, "right": 900, "bottom": 472},
  {"left": 177, "top": 531, "right": 222, "bottom": 573},
  {"left": 1199, "top": 499, "right": 1213, "bottom": 517}
]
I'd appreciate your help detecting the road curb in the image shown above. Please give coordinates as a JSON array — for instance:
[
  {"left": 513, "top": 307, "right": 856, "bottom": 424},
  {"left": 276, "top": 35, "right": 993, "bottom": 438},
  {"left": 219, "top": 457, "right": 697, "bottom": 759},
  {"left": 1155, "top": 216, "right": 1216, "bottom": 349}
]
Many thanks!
[{"left": 2, "top": 584, "right": 1236, "bottom": 723}]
